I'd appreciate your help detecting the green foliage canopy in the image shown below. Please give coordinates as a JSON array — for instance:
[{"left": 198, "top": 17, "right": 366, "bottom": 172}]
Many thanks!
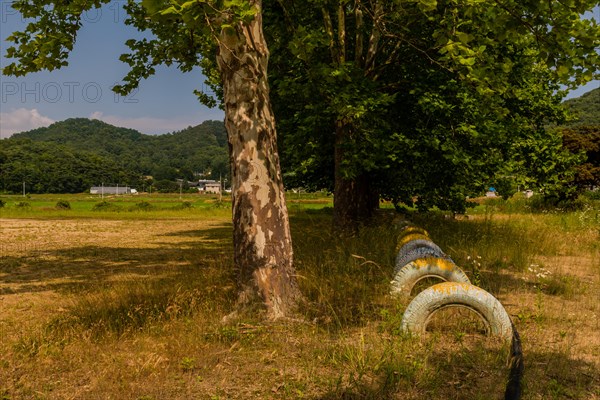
[
  {"left": 562, "top": 125, "right": 600, "bottom": 189},
  {"left": 264, "top": 0, "right": 599, "bottom": 211}
]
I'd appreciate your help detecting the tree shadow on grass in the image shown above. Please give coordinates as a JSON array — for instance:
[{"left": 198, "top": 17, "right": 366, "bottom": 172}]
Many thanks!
[
  {"left": 520, "top": 348, "right": 600, "bottom": 399},
  {"left": 0, "top": 224, "right": 234, "bottom": 296},
  {"left": 408, "top": 339, "right": 599, "bottom": 399},
  {"left": 308, "top": 340, "right": 599, "bottom": 400},
  {"left": 0, "top": 224, "right": 238, "bottom": 341}
]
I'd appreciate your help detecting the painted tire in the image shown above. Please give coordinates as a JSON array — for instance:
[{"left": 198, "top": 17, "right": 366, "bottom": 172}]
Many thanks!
[
  {"left": 401, "top": 282, "right": 513, "bottom": 340},
  {"left": 398, "top": 226, "right": 429, "bottom": 238},
  {"left": 394, "top": 246, "right": 448, "bottom": 273},
  {"left": 391, "top": 257, "right": 470, "bottom": 298},
  {"left": 396, "top": 232, "right": 431, "bottom": 251},
  {"left": 395, "top": 238, "right": 444, "bottom": 266}
]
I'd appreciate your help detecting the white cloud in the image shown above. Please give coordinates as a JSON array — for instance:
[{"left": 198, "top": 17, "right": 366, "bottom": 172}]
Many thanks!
[
  {"left": 89, "top": 111, "right": 223, "bottom": 135},
  {"left": 0, "top": 108, "right": 55, "bottom": 138}
]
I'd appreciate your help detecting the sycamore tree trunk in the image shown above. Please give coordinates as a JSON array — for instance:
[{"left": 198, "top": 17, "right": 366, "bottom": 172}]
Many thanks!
[
  {"left": 333, "top": 120, "right": 380, "bottom": 233},
  {"left": 216, "top": 2, "right": 301, "bottom": 319},
  {"left": 322, "top": 3, "right": 382, "bottom": 233}
]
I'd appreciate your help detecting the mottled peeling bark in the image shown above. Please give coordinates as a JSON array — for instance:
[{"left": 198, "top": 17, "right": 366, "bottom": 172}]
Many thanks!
[{"left": 216, "top": 1, "right": 301, "bottom": 319}]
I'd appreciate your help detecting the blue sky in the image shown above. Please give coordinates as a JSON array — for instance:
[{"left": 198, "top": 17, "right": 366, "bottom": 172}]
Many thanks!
[
  {"left": 0, "top": 1, "right": 598, "bottom": 138},
  {"left": 0, "top": 0, "right": 224, "bottom": 138}
]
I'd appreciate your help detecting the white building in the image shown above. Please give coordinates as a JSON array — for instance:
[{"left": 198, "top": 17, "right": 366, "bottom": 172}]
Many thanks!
[
  {"left": 90, "top": 186, "right": 133, "bottom": 195},
  {"left": 196, "top": 180, "right": 221, "bottom": 194}
]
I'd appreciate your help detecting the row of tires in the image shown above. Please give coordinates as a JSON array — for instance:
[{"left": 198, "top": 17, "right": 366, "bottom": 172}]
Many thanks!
[
  {"left": 391, "top": 227, "right": 513, "bottom": 339},
  {"left": 391, "top": 226, "right": 523, "bottom": 399}
]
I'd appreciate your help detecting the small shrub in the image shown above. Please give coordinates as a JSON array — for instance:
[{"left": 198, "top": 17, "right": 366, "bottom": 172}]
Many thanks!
[
  {"left": 540, "top": 274, "right": 580, "bottom": 300},
  {"left": 528, "top": 195, "right": 587, "bottom": 212},
  {"left": 92, "top": 201, "right": 121, "bottom": 212},
  {"left": 15, "top": 201, "right": 31, "bottom": 208},
  {"left": 0, "top": 199, "right": 5, "bottom": 208},
  {"left": 130, "top": 201, "right": 154, "bottom": 211},
  {"left": 55, "top": 200, "right": 71, "bottom": 210},
  {"left": 180, "top": 357, "right": 196, "bottom": 372},
  {"left": 172, "top": 201, "right": 194, "bottom": 210},
  {"left": 583, "top": 190, "right": 600, "bottom": 201},
  {"left": 210, "top": 199, "right": 229, "bottom": 209}
]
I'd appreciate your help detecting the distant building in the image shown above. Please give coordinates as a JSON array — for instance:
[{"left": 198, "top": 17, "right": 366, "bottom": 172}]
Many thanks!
[
  {"left": 197, "top": 180, "right": 221, "bottom": 194},
  {"left": 90, "top": 186, "right": 133, "bottom": 195},
  {"left": 204, "top": 182, "right": 221, "bottom": 194},
  {"left": 485, "top": 187, "right": 498, "bottom": 197}
]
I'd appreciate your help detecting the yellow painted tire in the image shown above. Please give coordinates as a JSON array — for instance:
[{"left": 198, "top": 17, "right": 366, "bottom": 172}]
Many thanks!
[
  {"left": 396, "top": 232, "right": 431, "bottom": 252},
  {"left": 398, "top": 226, "right": 429, "bottom": 238},
  {"left": 401, "top": 282, "right": 513, "bottom": 340},
  {"left": 391, "top": 257, "right": 470, "bottom": 299}
]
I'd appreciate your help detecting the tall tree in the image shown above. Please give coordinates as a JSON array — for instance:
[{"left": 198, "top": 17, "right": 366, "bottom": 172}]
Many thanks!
[
  {"left": 264, "top": 0, "right": 599, "bottom": 229},
  {"left": 562, "top": 125, "right": 600, "bottom": 190},
  {"left": 4, "top": 0, "right": 301, "bottom": 319}
]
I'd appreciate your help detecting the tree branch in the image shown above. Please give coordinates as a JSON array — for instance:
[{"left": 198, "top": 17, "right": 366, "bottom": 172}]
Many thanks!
[
  {"left": 355, "top": 0, "right": 364, "bottom": 65},
  {"left": 337, "top": 2, "right": 346, "bottom": 63},
  {"left": 322, "top": 6, "right": 339, "bottom": 64},
  {"left": 364, "top": 0, "right": 382, "bottom": 74}
]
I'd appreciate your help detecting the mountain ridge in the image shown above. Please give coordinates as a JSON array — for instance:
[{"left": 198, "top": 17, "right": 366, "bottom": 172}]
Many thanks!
[
  {"left": 562, "top": 87, "right": 599, "bottom": 126},
  {"left": 1, "top": 118, "right": 229, "bottom": 194}
]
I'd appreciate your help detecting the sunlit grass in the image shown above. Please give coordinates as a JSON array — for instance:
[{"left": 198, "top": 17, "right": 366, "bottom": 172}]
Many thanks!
[{"left": 0, "top": 194, "right": 598, "bottom": 399}]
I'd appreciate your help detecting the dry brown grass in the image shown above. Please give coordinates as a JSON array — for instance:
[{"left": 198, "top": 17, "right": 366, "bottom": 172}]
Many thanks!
[{"left": 0, "top": 207, "right": 599, "bottom": 399}]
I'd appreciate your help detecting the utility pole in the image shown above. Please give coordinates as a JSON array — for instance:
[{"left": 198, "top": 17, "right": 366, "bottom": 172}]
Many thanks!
[
  {"left": 179, "top": 180, "right": 183, "bottom": 199},
  {"left": 22, "top": 181, "right": 25, "bottom": 197}
]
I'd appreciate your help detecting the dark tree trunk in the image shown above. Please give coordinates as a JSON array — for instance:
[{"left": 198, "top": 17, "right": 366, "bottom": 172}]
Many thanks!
[
  {"left": 216, "top": 2, "right": 301, "bottom": 319},
  {"left": 333, "top": 120, "right": 379, "bottom": 233}
]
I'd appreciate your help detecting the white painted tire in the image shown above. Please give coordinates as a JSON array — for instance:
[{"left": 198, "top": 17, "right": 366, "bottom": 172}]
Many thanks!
[
  {"left": 391, "top": 257, "right": 470, "bottom": 298},
  {"left": 401, "top": 282, "right": 513, "bottom": 340}
]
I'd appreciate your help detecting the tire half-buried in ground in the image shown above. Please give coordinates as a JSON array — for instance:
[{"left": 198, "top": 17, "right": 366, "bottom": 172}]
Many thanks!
[
  {"left": 391, "top": 257, "right": 471, "bottom": 299},
  {"left": 401, "top": 282, "right": 513, "bottom": 340}
]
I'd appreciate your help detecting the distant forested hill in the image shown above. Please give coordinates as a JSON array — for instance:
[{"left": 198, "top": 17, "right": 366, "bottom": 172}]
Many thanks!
[
  {"left": 561, "top": 87, "right": 600, "bottom": 189},
  {"left": 0, "top": 118, "right": 228, "bottom": 194},
  {"left": 563, "top": 87, "right": 599, "bottom": 126}
]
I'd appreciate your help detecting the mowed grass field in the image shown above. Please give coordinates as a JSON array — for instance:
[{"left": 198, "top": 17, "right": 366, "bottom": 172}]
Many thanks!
[{"left": 0, "top": 193, "right": 598, "bottom": 399}]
